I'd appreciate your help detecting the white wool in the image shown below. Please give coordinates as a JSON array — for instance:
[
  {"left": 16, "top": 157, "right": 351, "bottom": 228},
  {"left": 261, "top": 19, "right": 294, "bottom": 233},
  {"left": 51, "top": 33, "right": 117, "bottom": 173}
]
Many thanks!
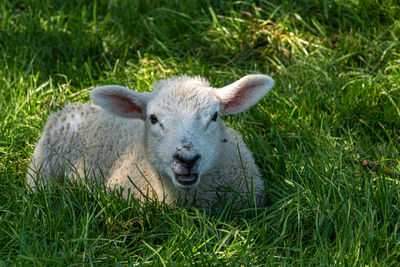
[
  {"left": 65, "top": 112, "right": 83, "bottom": 133},
  {"left": 27, "top": 74, "right": 275, "bottom": 208}
]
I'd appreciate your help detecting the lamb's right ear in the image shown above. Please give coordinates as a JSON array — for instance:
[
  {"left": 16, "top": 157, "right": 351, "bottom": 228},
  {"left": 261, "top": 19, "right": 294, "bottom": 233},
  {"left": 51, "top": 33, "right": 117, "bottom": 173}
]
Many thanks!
[
  {"left": 214, "top": 74, "right": 274, "bottom": 115},
  {"left": 90, "top": 85, "right": 152, "bottom": 120}
]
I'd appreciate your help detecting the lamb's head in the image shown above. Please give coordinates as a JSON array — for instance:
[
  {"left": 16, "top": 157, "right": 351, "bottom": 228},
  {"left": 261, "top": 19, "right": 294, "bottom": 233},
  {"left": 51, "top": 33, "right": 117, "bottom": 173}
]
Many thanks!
[{"left": 90, "top": 74, "right": 274, "bottom": 190}]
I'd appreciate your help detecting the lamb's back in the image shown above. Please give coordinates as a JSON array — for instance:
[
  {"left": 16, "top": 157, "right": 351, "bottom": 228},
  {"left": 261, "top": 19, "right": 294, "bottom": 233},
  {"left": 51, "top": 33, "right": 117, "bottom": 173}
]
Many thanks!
[{"left": 27, "top": 103, "right": 145, "bottom": 187}]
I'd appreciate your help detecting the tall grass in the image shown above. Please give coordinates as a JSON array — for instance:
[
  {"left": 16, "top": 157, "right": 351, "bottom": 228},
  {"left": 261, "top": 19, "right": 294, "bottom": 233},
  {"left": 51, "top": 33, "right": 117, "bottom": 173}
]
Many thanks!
[{"left": 1, "top": 0, "right": 400, "bottom": 265}]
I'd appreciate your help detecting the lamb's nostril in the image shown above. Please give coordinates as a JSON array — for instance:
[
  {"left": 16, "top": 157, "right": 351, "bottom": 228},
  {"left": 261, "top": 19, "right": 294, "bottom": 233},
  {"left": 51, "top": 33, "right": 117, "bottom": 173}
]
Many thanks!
[
  {"left": 173, "top": 153, "right": 201, "bottom": 169},
  {"left": 190, "top": 154, "right": 201, "bottom": 165}
]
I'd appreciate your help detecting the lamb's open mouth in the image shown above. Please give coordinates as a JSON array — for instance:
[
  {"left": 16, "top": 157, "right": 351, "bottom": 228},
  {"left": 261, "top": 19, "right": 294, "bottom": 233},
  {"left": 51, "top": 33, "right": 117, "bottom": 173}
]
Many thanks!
[{"left": 174, "top": 173, "right": 199, "bottom": 186}]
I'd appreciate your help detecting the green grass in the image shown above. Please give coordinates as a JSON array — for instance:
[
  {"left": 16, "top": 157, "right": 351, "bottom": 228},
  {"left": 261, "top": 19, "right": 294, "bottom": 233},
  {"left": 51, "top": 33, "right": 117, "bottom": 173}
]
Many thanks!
[{"left": 1, "top": 0, "right": 400, "bottom": 265}]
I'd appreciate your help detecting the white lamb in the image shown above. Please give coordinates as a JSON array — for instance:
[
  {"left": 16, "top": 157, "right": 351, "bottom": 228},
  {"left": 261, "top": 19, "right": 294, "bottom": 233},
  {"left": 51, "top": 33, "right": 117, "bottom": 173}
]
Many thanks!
[{"left": 27, "top": 74, "right": 275, "bottom": 208}]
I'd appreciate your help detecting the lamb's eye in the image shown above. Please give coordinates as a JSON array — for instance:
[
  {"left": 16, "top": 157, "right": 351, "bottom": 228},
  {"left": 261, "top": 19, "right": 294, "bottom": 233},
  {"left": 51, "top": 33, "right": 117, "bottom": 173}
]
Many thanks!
[
  {"left": 149, "top": 114, "right": 158, "bottom": 125},
  {"left": 211, "top": 112, "right": 219, "bottom": 122}
]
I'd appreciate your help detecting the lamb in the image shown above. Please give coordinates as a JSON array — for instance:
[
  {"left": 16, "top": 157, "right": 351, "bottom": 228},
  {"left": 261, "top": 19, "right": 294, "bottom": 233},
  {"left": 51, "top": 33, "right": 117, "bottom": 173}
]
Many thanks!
[{"left": 27, "top": 74, "right": 275, "bottom": 208}]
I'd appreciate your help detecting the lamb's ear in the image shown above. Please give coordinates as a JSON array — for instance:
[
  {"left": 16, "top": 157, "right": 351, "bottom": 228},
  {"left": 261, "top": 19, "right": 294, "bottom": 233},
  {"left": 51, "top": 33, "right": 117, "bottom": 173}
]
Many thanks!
[
  {"left": 90, "top": 85, "right": 152, "bottom": 120},
  {"left": 213, "top": 74, "right": 274, "bottom": 115}
]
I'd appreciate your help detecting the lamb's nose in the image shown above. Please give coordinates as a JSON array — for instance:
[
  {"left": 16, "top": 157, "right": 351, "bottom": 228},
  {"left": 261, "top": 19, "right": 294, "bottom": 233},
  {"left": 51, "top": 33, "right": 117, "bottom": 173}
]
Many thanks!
[{"left": 173, "top": 153, "right": 201, "bottom": 169}]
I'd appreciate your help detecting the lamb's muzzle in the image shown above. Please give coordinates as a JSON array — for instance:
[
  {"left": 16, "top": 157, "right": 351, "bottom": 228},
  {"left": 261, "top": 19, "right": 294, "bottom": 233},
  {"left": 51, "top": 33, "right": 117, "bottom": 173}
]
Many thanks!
[
  {"left": 172, "top": 153, "right": 201, "bottom": 188},
  {"left": 173, "top": 153, "right": 201, "bottom": 169}
]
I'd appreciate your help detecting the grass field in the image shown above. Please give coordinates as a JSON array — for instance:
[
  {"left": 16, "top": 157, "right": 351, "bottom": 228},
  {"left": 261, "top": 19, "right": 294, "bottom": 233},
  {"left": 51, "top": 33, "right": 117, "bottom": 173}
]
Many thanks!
[{"left": 1, "top": 0, "right": 400, "bottom": 265}]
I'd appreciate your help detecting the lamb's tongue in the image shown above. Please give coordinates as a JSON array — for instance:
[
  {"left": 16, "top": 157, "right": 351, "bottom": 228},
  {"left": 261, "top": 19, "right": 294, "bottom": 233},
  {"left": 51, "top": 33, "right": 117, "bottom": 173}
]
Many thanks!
[{"left": 176, "top": 174, "right": 197, "bottom": 185}]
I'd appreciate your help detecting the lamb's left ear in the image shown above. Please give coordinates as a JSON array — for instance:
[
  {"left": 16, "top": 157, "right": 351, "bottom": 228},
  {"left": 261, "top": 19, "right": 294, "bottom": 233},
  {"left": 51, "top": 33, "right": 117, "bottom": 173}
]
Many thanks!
[
  {"left": 213, "top": 74, "right": 275, "bottom": 115},
  {"left": 90, "top": 85, "right": 152, "bottom": 120}
]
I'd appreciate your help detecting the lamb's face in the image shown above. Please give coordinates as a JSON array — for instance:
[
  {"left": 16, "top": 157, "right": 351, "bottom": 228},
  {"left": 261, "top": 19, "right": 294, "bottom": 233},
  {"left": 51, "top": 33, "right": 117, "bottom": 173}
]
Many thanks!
[
  {"left": 91, "top": 74, "right": 274, "bottom": 190},
  {"left": 145, "top": 82, "right": 222, "bottom": 189}
]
